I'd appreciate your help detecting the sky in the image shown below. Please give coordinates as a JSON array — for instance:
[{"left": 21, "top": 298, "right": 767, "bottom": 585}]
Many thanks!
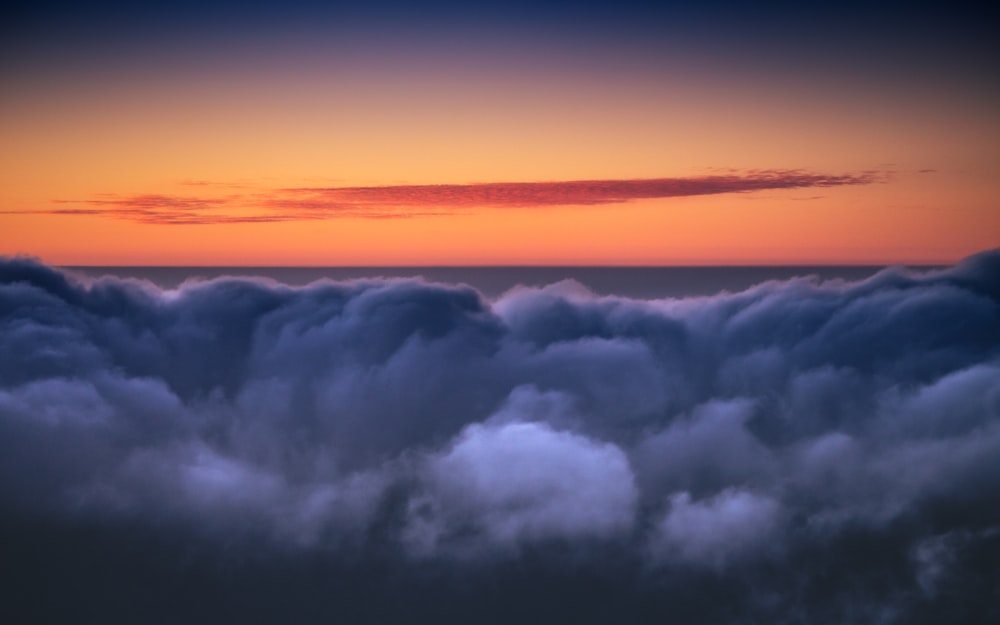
[
  {"left": 2, "top": 5, "right": 1000, "bottom": 620},
  {"left": 2, "top": 0, "right": 998, "bottom": 265}
]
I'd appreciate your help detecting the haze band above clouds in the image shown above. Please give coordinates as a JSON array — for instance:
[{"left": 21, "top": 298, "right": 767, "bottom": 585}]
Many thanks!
[
  {"left": 1, "top": 250, "right": 998, "bottom": 623},
  {"left": 32, "top": 169, "right": 881, "bottom": 224}
]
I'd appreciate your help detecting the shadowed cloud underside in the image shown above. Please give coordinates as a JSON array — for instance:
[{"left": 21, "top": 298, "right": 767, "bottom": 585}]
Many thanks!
[{"left": 1, "top": 250, "right": 999, "bottom": 624}]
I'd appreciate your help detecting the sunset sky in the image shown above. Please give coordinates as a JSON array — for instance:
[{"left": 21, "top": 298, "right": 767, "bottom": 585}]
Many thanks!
[
  {"left": 4, "top": 4, "right": 1000, "bottom": 621},
  {"left": 3, "top": 1, "right": 998, "bottom": 265}
]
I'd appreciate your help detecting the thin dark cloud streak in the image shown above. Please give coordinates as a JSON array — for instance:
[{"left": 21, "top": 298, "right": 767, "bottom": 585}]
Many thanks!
[
  {"left": 276, "top": 170, "right": 881, "bottom": 209},
  {"left": 27, "top": 169, "right": 883, "bottom": 224}
]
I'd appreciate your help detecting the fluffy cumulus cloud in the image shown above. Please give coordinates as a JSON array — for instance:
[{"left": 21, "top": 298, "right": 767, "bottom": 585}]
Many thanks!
[
  {"left": 648, "top": 488, "right": 782, "bottom": 569},
  {"left": 1, "top": 251, "right": 999, "bottom": 624},
  {"left": 405, "top": 413, "right": 637, "bottom": 557}
]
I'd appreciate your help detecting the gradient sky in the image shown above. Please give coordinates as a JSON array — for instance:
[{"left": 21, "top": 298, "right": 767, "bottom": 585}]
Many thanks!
[{"left": 2, "top": 1, "right": 998, "bottom": 265}]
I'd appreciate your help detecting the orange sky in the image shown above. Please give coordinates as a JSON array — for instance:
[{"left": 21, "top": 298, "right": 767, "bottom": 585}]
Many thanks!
[{"left": 2, "top": 7, "right": 998, "bottom": 265}]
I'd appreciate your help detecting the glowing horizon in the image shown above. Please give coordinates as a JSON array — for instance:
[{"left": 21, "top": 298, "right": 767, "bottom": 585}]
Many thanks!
[
  {"left": 2, "top": 1, "right": 998, "bottom": 265},
  {"left": 4, "top": 4, "right": 1000, "bottom": 621}
]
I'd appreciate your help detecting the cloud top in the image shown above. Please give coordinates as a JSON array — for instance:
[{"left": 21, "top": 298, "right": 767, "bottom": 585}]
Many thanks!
[{"left": 1, "top": 250, "right": 998, "bottom": 623}]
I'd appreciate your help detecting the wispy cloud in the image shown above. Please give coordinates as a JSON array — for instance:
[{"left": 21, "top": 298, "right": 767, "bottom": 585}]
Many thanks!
[
  {"left": 273, "top": 170, "right": 880, "bottom": 209},
  {"left": 26, "top": 170, "right": 882, "bottom": 225},
  {"left": 43, "top": 194, "right": 237, "bottom": 225}
]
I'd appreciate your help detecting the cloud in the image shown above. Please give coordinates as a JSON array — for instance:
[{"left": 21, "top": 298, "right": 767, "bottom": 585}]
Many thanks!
[
  {"left": 648, "top": 488, "right": 783, "bottom": 569},
  {"left": 1, "top": 249, "right": 999, "bottom": 623},
  {"left": 404, "top": 413, "right": 637, "bottom": 557},
  {"left": 272, "top": 170, "right": 880, "bottom": 210},
  {"left": 25, "top": 169, "right": 883, "bottom": 224}
]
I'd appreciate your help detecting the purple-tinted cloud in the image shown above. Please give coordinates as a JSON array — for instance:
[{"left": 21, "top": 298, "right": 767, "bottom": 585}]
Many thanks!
[{"left": 1, "top": 249, "right": 998, "bottom": 624}]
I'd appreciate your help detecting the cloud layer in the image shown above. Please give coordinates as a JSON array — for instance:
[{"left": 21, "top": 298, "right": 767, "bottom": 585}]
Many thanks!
[
  {"left": 30, "top": 170, "right": 882, "bottom": 224},
  {"left": 1, "top": 250, "right": 998, "bottom": 623}
]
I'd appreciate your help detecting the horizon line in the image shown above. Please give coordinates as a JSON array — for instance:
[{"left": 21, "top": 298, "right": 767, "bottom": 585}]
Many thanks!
[{"left": 57, "top": 262, "right": 947, "bottom": 269}]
